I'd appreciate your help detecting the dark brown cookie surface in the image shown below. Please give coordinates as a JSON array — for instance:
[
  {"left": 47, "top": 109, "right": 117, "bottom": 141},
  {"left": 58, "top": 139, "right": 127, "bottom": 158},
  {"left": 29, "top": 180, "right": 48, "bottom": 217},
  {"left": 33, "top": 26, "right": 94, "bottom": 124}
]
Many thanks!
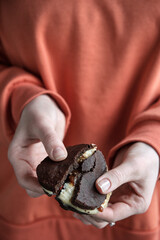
[
  {"left": 36, "top": 144, "right": 95, "bottom": 194},
  {"left": 81, "top": 155, "right": 95, "bottom": 172},
  {"left": 71, "top": 150, "right": 106, "bottom": 209}
]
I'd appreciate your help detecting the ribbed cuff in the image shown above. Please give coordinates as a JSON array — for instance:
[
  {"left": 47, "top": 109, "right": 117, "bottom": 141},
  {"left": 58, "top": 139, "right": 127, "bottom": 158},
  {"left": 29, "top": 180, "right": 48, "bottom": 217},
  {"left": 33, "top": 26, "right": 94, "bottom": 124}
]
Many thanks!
[
  {"left": 108, "top": 120, "right": 160, "bottom": 177},
  {"left": 11, "top": 83, "right": 71, "bottom": 134}
]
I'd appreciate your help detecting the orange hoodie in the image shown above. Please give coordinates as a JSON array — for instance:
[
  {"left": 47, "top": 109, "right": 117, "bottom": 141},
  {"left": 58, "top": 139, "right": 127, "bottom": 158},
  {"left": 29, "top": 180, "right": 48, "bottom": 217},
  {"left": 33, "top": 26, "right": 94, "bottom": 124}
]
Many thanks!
[{"left": 0, "top": 1, "right": 159, "bottom": 239}]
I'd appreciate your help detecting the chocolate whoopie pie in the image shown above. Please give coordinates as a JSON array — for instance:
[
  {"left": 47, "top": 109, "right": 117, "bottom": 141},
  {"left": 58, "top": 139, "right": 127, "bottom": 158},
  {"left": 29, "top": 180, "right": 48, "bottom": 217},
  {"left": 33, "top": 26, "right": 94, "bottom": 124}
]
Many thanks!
[{"left": 36, "top": 144, "right": 111, "bottom": 214}]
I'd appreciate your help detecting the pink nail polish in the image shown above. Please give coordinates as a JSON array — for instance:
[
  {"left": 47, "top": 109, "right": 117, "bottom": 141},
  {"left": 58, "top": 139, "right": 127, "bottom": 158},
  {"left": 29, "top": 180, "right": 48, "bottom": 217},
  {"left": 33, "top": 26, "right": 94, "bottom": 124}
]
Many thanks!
[{"left": 98, "top": 179, "right": 111, "bottom": 193}]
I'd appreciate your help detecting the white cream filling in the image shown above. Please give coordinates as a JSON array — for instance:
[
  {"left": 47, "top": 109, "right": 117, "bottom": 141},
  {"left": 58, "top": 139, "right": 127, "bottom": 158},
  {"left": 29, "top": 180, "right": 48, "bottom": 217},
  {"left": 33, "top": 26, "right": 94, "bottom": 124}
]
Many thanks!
[
  {"left": 57, "top": 182, "right": 111, "bottom": 214},
  {"left": 82, "top": 146, "right": 97, "bottom": 158},
  {"left": 77, "top": 146, "right": 97, "bottom": 162}
]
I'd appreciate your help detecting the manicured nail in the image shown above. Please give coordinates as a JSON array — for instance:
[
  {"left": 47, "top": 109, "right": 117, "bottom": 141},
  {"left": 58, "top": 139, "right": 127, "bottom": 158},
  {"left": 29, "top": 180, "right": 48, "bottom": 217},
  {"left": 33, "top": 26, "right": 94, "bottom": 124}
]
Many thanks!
[
  {"left": 97, "top": 179, "right": 111, "bottom": 193},
  {"left": 52, "top": 147, "right": 67, "bottom": 160}
]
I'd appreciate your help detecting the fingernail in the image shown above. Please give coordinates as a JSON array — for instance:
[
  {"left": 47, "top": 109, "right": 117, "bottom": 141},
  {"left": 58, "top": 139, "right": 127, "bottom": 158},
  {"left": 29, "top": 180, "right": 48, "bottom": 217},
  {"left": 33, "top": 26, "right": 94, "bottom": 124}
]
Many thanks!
[
  {"left": 97, "top": 179, "right": 111, "bottom": 193},
  {"left": 52, "top": 147, "right": 67, "bottom": 160}
]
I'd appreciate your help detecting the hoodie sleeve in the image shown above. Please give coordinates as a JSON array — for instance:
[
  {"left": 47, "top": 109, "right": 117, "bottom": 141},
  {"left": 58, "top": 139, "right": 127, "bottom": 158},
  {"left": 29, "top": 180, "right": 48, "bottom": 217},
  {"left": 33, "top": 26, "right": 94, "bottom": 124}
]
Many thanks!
[
  {"left": 108, "top": 49, "right": 160, "bottom": 173},
  {"left": 0, "top": 45, "right": 71, "bottom": 141},
  {"left": 109, "top": 102, "right": 160, "bottom": 162}
]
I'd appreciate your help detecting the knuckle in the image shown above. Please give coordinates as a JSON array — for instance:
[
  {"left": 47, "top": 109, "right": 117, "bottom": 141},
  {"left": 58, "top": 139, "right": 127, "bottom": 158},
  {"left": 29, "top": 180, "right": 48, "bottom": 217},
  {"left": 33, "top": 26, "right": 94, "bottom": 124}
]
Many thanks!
[
  {"left": 7, "top": 145, "right": 12, "bottom": 162},
  {"left": 42, "top": 132, "right": 57, "bottom": 154},
  {"left": 26, "top": 189, "right": 34, "bottom": 197},
  {"left": 138, "top": 202, "right": 149, "bottom": 214},
  {"left": 18, "top": 180, "right": 25, "bottom": 189},
  {"left": 26, "top": 190, "right": 41, "bottom": 198},
  {"left": 16, "top": 176, "right": 26, "bottom": 190},
  {"left": 44, "top": 132, "right": 56, "bottom": 144},
  {"left": 7, "top": 143, "right": 16, "bottom": 164},
  {"left": 8, "top": 142, "right": 20, "bottom": 165},
  {"left": 57, "top": 109, "right": 65, "bottom": 124},
  {"left": 38, "top": 122, "right": 57, "bottom": 144},
  {"left": 31, "top": 117, "right": 52, "bottom": 137},
  {"left": 134, "top": 198, "right": 149, "bottom": 214},
  {"left": 96, "top": 222, "right": 108, "bottom": 229},
  {"left": 112, "top": 168, "right": 125, "bottom": 185}
]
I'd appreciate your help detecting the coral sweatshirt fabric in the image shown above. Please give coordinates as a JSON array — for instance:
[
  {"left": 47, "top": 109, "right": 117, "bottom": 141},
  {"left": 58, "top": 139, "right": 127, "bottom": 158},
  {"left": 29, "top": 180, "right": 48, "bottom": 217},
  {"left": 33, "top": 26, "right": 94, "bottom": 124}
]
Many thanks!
[{"left": 0, "top": 1, "right": 160, "bottom": 239}]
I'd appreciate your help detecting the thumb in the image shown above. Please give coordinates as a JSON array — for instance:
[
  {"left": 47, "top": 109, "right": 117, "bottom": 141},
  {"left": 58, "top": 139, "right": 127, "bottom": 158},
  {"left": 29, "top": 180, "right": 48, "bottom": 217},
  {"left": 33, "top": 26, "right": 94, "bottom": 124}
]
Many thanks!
[
  {"left": 96, "top": 163, "right": 133, "bottom": 194},
  {"left": 36, "top": 123, "right": 67, "bottom": 161}
]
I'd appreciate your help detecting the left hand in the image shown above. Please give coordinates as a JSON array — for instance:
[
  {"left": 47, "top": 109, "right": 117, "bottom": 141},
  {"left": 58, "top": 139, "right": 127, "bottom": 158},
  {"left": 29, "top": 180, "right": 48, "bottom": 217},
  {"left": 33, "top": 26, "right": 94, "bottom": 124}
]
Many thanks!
[
  {"left": 74, "top": 142, "right": 159, "bottom": 228},
  {"left": 8, "top": 95, "right": 67, "bottom": 198}
]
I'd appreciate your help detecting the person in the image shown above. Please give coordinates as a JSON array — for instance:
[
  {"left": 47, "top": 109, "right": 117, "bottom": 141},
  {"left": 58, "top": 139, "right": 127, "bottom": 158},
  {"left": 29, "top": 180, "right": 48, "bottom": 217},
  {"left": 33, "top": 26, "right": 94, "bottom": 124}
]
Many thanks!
[{"left": 0, "top": 1, "right": 159, "bottom": 239}]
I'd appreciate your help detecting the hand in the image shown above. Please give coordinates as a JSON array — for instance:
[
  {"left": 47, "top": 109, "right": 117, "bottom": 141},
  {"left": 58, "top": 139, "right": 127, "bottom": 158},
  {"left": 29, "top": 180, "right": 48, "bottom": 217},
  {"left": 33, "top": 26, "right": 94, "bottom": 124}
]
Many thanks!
[
  {"left": 74, "top": 142, "right": 159, "bottom": 228},
  {"left": 8, "top": 95, "right": 67, "bottom": 197}
]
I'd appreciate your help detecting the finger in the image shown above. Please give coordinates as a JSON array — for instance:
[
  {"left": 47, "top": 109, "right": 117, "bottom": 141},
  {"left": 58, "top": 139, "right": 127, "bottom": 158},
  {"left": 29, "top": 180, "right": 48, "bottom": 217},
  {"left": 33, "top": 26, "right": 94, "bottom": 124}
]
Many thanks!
[
  {"left": 11, "top": 157, "right": 44, "bottom": 195},
  {"left": 35, "top": 121, "right": 67, "bottom": 161},
  {"left": 76, "top": 214, "right": 108, "bottom": 229},
  {"left": 26, "top": 189, "right": 43, "bottom": 198},
  {"left": 55, "top": 108, "right": 66, "bottom": 140},
  {"left": 19, "top": 175, "right": 44, "bottom": 195},
  {"left": 14, "top": 115, "right": 67, "bottom": 162},
  {"left": 73, "top": 213, "right": 91, "bottom": 225},
  {"left": 9, "top": 142, "right": 47, "bottom": 170},
  {"left": 95, "top": 201, "right": 137, "bottom": 223},
  {"left": 96, "top": 162, "right": 134, "bottom": 194}
]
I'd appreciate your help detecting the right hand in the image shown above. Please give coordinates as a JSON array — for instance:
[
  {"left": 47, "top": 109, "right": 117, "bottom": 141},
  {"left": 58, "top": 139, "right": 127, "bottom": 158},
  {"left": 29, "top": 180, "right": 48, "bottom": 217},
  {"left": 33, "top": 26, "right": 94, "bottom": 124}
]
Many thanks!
[
  {"left": 74, "top": 142, "right": 159, "bottom": 228},
  {"left": 8, "top": 95, "right": 67, "bottom": 197}
]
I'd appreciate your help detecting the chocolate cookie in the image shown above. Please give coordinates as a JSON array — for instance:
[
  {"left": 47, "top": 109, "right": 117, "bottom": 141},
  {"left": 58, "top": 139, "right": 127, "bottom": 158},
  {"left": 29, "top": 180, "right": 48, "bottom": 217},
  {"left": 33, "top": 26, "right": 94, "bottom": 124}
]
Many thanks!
[{"left": 36, "top": 144, "right": 111, "bottom": 214}]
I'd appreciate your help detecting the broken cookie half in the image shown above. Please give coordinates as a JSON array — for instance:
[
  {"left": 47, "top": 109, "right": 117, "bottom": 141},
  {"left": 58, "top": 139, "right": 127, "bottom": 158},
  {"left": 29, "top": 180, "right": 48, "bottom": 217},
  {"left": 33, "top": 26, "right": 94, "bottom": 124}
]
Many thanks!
[{"left": 36, "top": 144, "right": 111, "bottom": 214}]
